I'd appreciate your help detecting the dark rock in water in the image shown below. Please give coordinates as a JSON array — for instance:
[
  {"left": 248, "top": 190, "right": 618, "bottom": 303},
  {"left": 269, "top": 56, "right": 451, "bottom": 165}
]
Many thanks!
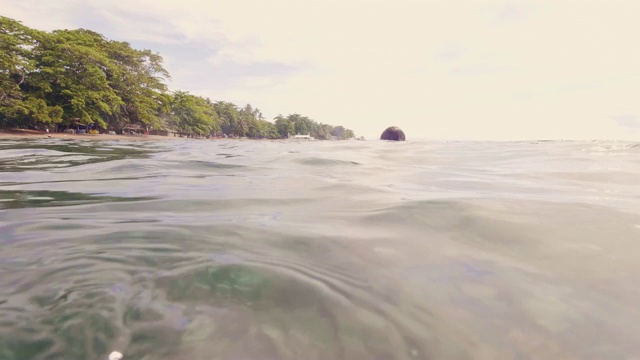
[{"left": 380, "top": 126, "right": 406, "bottom": 141}]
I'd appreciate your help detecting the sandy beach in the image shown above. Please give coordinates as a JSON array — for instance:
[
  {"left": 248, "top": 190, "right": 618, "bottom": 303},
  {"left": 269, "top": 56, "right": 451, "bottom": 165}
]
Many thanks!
[{"left": 0, "top": 129, "right": 188, "bottom": 141}]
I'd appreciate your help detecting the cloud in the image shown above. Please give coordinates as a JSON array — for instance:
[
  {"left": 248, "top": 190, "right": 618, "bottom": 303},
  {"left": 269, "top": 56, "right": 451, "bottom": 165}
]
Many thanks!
[
  {"left": 91, "top": 8, "right": 193, "bottom": 44},
  {"left": 612, "top": 116, "right": 640, "bottom": 130},
  {"left": 492, "top": 2, "right": 533, "bottom": 23},
  {"left": 433, "top": 44, "right": 466, "bottom": 64}
]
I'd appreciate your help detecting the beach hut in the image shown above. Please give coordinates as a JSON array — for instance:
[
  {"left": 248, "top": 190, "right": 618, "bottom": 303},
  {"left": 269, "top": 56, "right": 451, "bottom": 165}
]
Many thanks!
[
  {"left": 122, "top": 124, "right": 143, "bottom": 135},
  {"left": 56, "top": 119, "right": 90, "bottom": 133}
]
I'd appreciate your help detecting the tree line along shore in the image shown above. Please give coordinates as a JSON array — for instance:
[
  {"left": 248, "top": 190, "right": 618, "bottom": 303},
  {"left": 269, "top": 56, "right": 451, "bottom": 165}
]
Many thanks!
[{"left": 0, "top": 16, "right": 356, "bottom": 140}]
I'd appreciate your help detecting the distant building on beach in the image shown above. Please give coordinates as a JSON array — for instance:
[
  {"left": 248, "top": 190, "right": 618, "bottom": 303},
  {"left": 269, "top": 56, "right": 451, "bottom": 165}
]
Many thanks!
[{"left": 122, "top": 124, "right": 144, "bottom": 135}]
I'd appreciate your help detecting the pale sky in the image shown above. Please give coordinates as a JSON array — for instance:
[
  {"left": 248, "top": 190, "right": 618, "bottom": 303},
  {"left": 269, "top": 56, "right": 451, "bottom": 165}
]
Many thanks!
[{"left": 2, "top": 0, "right": 640, "bottom": 140}]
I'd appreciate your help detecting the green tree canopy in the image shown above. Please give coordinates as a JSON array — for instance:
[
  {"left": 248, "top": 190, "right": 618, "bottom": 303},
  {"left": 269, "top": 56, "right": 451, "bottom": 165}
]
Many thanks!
[
  {"left": 170, "top": 91, "right": 219, "bottom": 135},
  {"left": 0, "top": 17, "right": 63, "bottom": 128},
  {"left": 28, "top": 28, "right": 123, "bottom": 128},
  {"left": 0, "top": 16, "right": 356, "bottom": 139}
]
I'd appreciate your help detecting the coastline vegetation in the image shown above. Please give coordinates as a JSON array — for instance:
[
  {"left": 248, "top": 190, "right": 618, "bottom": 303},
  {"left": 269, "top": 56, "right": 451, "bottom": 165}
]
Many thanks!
[{"left": 0, "top": 16, "right": 356, "bottom": 140}]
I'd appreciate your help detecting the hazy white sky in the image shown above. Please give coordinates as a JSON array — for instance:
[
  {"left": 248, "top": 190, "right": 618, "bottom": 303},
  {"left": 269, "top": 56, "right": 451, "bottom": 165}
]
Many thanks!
[{"left": 3, "top": 0, "right": 640, "bottom": 140}]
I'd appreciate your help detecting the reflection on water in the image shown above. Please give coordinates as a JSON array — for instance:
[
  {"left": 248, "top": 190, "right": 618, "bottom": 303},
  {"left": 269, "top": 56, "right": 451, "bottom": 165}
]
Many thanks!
[
  {"left": 0, "top": 141, "right": 155, "bottom": 173},
  {"left": 0, "top": 190, "right": 155, "bottom": 209},
  {"left": 1, "top": 138, "right": 640, "bottom": 359}
]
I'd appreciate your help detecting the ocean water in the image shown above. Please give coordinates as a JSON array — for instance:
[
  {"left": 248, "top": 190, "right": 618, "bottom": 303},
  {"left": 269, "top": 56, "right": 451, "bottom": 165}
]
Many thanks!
[{"left": 1, "top": 138, "right": 640, "bottom": 360}]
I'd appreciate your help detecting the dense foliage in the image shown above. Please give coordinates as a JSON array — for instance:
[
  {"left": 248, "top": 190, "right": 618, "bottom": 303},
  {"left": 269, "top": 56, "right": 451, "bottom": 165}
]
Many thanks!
[{"left": 0, "top": 16, "right": 356, "bottom": 139}]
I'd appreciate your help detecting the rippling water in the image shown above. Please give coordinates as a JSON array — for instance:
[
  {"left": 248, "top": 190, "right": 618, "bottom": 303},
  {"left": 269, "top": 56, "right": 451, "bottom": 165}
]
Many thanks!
[{"left": 1, "top": 138, "right": 640, "bottom": 360}]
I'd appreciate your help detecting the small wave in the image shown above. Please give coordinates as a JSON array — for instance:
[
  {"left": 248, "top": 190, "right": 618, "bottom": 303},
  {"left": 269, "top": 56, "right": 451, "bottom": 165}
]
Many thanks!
[
  {"left": 0, "top": 142, "right": 155, "bottom": 172},
  {"left": 0, "top": 148, "right": 71, "bottom": 159},
  {"left": 0, "top": 190, "right": 155, "bottom": 210},
  {"left": 188, "top": 160, "right": 246, "bottom": 169},
  {"left": 151, "top": 261, "right": 426, "bottom": 359},
  {"left": 584, "top": 142, "right": 640, "bottom": 152},
  {"left": 296, "top": 157, "right": 361, "bottom": 166},
  {"left": 2, "top": 138, "right": 640, "bottom": 359}
]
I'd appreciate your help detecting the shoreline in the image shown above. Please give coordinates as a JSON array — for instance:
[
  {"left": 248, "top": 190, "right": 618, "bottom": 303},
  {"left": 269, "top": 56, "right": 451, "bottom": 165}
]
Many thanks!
[
  {"left": 0, "top": 129, "right": 204, "bottom": 142},
  {"left": 0, "top": 130, "right": 344, "bottom": 142}
]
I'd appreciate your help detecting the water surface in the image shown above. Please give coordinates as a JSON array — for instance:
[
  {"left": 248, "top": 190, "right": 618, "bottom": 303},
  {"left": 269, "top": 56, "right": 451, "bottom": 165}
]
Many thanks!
[{"left": 1, "top": 138, "right": 640, "bottom": 360}]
